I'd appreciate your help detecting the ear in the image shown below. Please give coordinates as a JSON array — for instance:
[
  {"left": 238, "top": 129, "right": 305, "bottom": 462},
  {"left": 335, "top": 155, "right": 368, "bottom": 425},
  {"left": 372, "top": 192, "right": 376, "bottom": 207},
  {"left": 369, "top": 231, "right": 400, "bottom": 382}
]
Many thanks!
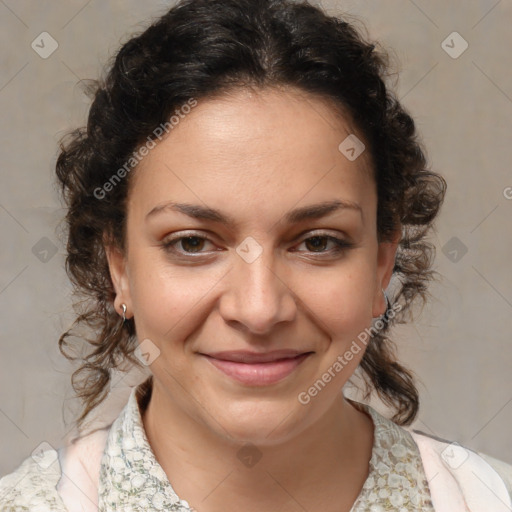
[
  {"left": 104, "top": 235, "right": 133, "bottom": 320},
  {"left": 372, "top": 228, "right": 401, "bottom": 318}
]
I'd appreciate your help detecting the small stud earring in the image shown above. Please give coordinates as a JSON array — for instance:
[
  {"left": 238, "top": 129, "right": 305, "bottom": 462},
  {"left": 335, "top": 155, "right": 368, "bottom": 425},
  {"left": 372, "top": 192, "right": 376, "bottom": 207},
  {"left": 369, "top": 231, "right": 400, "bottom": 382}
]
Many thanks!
[{"left": 121, "top": 303, "right": 127, "bottom": 323}]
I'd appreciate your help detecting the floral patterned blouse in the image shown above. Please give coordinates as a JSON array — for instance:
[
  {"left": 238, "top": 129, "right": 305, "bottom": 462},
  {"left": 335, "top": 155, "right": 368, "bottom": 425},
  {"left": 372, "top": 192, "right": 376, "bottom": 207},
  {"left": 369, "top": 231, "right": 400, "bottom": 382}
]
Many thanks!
[{"left": 0, "top": 377, "right": 437, "bottom": 511}]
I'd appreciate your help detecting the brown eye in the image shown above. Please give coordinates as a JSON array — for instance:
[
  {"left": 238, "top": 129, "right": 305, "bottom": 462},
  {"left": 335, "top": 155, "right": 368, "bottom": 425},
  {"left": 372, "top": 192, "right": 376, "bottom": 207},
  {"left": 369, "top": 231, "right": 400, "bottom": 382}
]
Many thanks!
[
  {"left": 304, "top": 236, "right": 329, "bottom": 252},
  {"left": 296, "top": 234, "right": 354, "bottom": 256},
  {"left": 178, "top": 236, "right": 206, "bottom": 253},
  {"left": 161, "top": 234, "right": 215, "bottom": 256}
]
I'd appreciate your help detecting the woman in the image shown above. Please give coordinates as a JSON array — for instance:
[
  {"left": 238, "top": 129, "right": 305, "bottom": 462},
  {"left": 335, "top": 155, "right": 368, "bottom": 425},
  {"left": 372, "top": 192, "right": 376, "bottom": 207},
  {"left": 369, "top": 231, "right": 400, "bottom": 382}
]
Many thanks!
[{"left": 1, "top": 0, "right": 511, "bottom": 510}]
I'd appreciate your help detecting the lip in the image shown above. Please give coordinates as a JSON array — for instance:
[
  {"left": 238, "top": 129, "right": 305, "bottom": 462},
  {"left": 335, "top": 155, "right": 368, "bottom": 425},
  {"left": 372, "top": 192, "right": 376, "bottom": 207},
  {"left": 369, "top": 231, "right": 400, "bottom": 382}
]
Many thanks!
[{"left": 200, "top": 350, "right": 313, "bottom": 386}]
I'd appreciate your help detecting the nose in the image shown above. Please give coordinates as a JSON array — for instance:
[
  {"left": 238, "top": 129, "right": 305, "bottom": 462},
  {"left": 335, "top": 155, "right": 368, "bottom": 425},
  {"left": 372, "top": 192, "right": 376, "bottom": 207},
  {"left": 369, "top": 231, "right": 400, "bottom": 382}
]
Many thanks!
[{"left": 218, "top": 248, "right": 297, "bottom": 335}]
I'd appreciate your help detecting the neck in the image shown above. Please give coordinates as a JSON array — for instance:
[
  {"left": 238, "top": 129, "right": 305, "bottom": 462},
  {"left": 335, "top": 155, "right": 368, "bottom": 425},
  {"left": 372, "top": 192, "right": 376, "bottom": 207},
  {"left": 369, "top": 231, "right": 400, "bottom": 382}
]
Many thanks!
[{"left": 141, "top": 379, "right": 374, "bottom": 512}]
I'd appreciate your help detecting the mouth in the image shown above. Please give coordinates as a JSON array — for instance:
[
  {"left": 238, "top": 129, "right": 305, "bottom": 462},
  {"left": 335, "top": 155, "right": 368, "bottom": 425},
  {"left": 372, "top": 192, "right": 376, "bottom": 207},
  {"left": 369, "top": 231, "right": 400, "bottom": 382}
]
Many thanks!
[{"left": 199, "top": 350, "right": 314, "bottom": 386}]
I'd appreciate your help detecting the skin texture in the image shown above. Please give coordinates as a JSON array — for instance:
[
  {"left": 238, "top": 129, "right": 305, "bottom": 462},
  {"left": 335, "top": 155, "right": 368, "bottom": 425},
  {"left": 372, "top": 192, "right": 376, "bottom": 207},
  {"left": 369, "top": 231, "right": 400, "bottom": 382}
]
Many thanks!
[{"left": 106, "top": 86, "right": 400, "bottom": 512}]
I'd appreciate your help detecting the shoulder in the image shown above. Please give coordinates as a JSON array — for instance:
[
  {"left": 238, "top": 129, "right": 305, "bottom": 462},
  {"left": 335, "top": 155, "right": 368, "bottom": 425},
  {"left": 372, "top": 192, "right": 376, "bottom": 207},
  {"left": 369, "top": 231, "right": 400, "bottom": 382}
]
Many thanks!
[
  {"left": 407, "top": 427, "right": 512, "bottom": 510},
  {"left": 477, "top": 451, "right": 512, "bottom": 497},
  {"left": 0, "top": 447, "right": 67, "bottom": 511},
  {"left": 0, "top": 425, "right": 111, "bottom": 512},
  {"left": 57, "top": 425, "right": 110, "bottom": 511}
]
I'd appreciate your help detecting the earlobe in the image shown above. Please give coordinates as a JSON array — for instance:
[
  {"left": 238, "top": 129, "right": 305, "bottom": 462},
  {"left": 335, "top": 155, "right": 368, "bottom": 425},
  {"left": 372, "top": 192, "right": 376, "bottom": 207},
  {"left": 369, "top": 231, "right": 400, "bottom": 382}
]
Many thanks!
[
  {"left": 379, "top": 241, "right": 399, "bottom": 290},
  {"left": 104, "top": 241, "right": 132, "bottom": 318},
  {"left": 372, "top": 230, "right": 401, "bottom": 317}
]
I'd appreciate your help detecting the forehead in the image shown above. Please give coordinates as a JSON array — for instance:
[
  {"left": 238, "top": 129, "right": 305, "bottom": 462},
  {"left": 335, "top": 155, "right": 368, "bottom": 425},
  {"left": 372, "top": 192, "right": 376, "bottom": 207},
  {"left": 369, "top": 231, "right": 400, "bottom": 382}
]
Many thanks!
[{"left": 127, "top": 87, "right": 375, "bottom": 227}]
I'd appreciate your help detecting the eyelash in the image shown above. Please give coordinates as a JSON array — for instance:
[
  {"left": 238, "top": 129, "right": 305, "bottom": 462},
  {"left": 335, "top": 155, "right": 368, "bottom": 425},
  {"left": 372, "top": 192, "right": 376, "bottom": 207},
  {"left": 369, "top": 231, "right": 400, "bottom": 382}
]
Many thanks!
[{"left": 161, "top": 231, "right": 354, "bottom": 259}]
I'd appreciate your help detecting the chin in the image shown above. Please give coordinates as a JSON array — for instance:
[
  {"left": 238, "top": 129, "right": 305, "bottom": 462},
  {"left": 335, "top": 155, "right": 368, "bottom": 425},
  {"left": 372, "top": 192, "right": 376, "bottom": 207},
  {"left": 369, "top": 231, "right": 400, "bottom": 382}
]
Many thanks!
[{"left": 211, "top": 400, "right": 310, "bottom": 447}]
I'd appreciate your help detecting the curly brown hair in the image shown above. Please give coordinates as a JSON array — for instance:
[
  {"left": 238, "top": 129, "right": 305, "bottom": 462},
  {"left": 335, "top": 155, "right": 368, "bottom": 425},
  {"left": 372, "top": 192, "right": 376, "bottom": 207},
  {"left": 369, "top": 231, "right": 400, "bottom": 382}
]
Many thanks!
[{"left": 55, "top": 0, "right": 446, "bottom": 434}]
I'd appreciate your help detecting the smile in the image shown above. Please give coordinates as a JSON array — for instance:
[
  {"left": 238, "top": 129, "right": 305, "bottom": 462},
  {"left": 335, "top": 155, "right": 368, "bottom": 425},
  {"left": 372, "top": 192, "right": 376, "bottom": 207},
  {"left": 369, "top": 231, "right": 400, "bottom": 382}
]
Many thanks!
[{"left": 200, "top": 350, "right": 313, "bottom": 386}]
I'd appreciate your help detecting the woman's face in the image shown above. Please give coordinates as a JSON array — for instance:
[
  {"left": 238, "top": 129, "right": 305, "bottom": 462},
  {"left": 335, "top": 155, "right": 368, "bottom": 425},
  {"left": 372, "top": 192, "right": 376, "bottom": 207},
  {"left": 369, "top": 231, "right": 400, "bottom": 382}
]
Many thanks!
[{"left": 106, "top": 87, "right": 398, "bottom": 445}]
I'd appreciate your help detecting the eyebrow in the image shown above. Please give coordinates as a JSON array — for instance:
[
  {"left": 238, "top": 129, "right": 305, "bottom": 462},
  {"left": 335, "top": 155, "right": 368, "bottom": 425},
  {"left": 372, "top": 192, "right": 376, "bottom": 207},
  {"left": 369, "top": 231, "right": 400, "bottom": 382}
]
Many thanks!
[{"left": 145, "top": 199, "right": 362, "bottom": 226}]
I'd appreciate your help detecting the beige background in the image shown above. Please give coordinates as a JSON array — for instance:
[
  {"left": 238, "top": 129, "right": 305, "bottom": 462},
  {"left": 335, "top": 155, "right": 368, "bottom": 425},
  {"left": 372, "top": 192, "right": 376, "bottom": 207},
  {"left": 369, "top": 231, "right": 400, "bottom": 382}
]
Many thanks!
[{"left": 1, "top": 0, "right": 511, "bottom": 477}]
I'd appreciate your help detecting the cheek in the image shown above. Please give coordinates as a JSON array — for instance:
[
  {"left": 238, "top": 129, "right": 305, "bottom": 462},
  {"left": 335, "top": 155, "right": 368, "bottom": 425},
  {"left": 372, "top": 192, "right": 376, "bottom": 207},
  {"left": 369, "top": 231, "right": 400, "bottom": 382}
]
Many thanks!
[
  {"left": 306, "top": 261, "right": 377, "bottom": 383},
  {"left": 307, "top": 276, "right": 375, "bottom": 388},
  {"left": 309, "top": 263, "right": 376, "bottom": 334},
  {"left": 128, "top": 251, "right": 222, "bottom": 340}
]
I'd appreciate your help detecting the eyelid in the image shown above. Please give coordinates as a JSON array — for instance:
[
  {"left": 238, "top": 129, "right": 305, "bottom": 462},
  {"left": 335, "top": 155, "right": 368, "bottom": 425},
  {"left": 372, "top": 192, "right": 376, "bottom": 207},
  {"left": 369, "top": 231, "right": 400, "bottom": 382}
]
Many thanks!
[
  {"left": 161, "top": 229, "right": 354, "bottom": 257},
  {"left": 161, "top": 228, "right": 350, "bottom": 245},
  {"left": 161, "top": 230, "right": 218, "bottom": 252},
  {"left": 294, "top": 228, "right": 350, "bottom": 241}
]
